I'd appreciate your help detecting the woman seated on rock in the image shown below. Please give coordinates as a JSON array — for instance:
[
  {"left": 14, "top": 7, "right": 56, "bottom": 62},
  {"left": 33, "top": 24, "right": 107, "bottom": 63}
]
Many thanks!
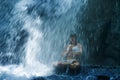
[
  {"left": 54, "top": 34, "right": 82, "bottom": 68},
  {"left": 62, "top": 34, "right": 82, "bottom": 64}
]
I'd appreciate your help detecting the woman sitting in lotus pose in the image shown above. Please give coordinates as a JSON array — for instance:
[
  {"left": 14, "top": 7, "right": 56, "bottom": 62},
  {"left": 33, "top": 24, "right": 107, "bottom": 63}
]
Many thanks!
[{"left": 54, "top": 34, "right": 82, "bottom": 71}]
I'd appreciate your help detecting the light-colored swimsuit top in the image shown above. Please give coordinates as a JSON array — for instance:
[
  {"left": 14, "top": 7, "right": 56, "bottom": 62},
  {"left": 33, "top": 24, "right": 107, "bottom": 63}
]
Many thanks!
[
  {"left": 65, "top": 43, "right": 82, "bottom": 62},
  {"left": 66, "top": 44, "right": 81, "bottom": 53},
  {"left": 72, "top": 46, "right": 80, "bottom": 52}
]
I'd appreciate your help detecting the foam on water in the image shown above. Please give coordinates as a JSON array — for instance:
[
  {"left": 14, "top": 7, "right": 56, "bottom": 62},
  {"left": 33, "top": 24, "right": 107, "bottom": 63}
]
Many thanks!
[{"left": 0, "top": 64, "right": 52, "bottom": 78}]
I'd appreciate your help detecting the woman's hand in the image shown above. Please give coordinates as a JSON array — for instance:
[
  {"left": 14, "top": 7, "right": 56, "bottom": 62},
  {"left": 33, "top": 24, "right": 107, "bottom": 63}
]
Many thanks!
[
  {"left": 73, "top": 52, "right": 82, "bottom": 60},
  {"left": 68, "top": 45, "right": 73, "bottom": 52},
  {"left": 67, "top": 52, "right": 73, "bottom": 57}
]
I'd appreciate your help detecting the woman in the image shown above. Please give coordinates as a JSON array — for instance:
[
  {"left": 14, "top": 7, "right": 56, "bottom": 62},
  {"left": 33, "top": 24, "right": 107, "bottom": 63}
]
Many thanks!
[
  {"left": 54, "top": 34, "right": 82, "bottom": 74},
  {"left": 63, "top": 34, "right": 82, "bottom": 64}
]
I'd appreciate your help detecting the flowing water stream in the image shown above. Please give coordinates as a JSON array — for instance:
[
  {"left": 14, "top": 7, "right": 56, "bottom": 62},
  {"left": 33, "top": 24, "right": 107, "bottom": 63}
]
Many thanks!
[
  {"left": 0, "top": 0, "right": 87, "bottom": 79},
  {"left": 0, "top": 0, "right": 120, "bottom": 80}
]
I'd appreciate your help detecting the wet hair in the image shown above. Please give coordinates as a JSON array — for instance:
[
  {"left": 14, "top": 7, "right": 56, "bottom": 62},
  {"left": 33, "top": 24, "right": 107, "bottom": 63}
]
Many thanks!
[
  {"left": 69, "top": 34, "right": 77, "bottom": 45},
  {"left": 70, "top": 34, "right": 77, "bottom": 38}
]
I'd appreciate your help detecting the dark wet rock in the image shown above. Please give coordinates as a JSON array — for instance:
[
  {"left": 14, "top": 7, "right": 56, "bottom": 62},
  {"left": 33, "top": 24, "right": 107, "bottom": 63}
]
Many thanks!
[
  {"left": 86, "top": 75, "right": 97, "bottom": 80},
  {"left": 73, "top": 76, "right": 83, "bottom": 80},
  {"left": 46, "top": 75, "right": 60, "bottom": 80},
  {"left": 32, "top": 77, "right": 46, "bottom": 80},
  {"left": 54, "top": 63, "right": 81, "bottom": 75},
  {"left": 97, "top": 75, "right": 110, "bottom": 80},
  {"left": 46, "top": 75, "right": 72, "bottom": 80},
  {"left": 76, "top": 0, "right": 120, "bottom": 65},
  {"left": 113, "top": 75, "right": 120, "bottom": 80},
  {"left": 31, "top": 68, "right": 120, "bottom": 80}
]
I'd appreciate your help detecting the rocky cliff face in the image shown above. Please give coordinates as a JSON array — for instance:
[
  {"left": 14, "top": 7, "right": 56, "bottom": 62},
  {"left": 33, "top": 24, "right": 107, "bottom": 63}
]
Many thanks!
[{"left": 77, "top": 0, "right": 120, "bottom": 65}]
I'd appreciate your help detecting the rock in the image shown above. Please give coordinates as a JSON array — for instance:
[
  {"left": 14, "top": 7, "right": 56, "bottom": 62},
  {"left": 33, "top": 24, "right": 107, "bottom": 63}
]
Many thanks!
[
  {"left": 76, "top": 0, "right": 120, "bottom": 65},
  {"left": 32, "top": 77, "right": 46, "bottom": 80},
  {"left": 54, "top": 62, "right": 81, "bottom": 75},
  {"left": 86, "top": 75, "right": 97, "bottom": 80},
  {"left": 97, "top": 75, "right": 110, "bottom": 80},
  {"left": 86, "top": 75, "right": 110, "bottom": 80}
]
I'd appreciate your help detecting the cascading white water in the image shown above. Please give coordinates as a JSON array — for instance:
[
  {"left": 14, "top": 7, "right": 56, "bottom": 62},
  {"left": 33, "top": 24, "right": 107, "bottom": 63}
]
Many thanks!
[
  {"left": 12, "top": 0, "right": 53, "bottom": 77},
  {"left": 0, "top": 0, "right": 87, "bottom": 79},
  {"left": 0, "top": 0, "right": 120, "bottom": 80}
]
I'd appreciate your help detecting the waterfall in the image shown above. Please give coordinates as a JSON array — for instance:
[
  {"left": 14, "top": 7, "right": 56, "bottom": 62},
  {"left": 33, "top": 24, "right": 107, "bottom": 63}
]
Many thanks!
[{"left": 0, "top": 0, "right": 87, "bottom": 78}]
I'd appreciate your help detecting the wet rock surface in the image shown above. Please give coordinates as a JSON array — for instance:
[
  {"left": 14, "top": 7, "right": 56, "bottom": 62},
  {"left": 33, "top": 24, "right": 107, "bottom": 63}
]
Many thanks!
[
  {"left": 76, "top": 0, "right": 120, "bottom": 65},
  {"left": 32, "top": 68, "right": 120, "bottom": 80}
]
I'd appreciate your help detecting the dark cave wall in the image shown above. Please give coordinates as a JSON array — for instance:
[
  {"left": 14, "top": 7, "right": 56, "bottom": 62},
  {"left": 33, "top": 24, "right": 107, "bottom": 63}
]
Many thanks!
[{"left": 77, "top": 0, "right": 120, "bottom": 65}]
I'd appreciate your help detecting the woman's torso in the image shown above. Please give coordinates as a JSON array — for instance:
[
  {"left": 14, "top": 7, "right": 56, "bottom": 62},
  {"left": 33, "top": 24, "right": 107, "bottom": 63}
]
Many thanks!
[{"left": 66, "top": 44, "right": 81, "bottom": 60}]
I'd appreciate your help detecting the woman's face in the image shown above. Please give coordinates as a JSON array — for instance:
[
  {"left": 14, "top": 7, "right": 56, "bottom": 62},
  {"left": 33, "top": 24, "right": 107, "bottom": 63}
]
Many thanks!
[{"left": 70, "top": 37, "right": 76, "bottom": 44}]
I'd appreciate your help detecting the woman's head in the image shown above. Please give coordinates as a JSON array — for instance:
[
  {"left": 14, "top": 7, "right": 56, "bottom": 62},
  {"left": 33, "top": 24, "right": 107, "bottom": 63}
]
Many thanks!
[{"left": 69, "top": 34, "right": 77, "bottom": 45}]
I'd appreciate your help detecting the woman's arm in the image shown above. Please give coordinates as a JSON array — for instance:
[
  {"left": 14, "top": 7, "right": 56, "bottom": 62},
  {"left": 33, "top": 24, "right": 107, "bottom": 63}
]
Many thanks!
[{"left": 62, "top": 45, "right": 73, "bottom": 59}]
